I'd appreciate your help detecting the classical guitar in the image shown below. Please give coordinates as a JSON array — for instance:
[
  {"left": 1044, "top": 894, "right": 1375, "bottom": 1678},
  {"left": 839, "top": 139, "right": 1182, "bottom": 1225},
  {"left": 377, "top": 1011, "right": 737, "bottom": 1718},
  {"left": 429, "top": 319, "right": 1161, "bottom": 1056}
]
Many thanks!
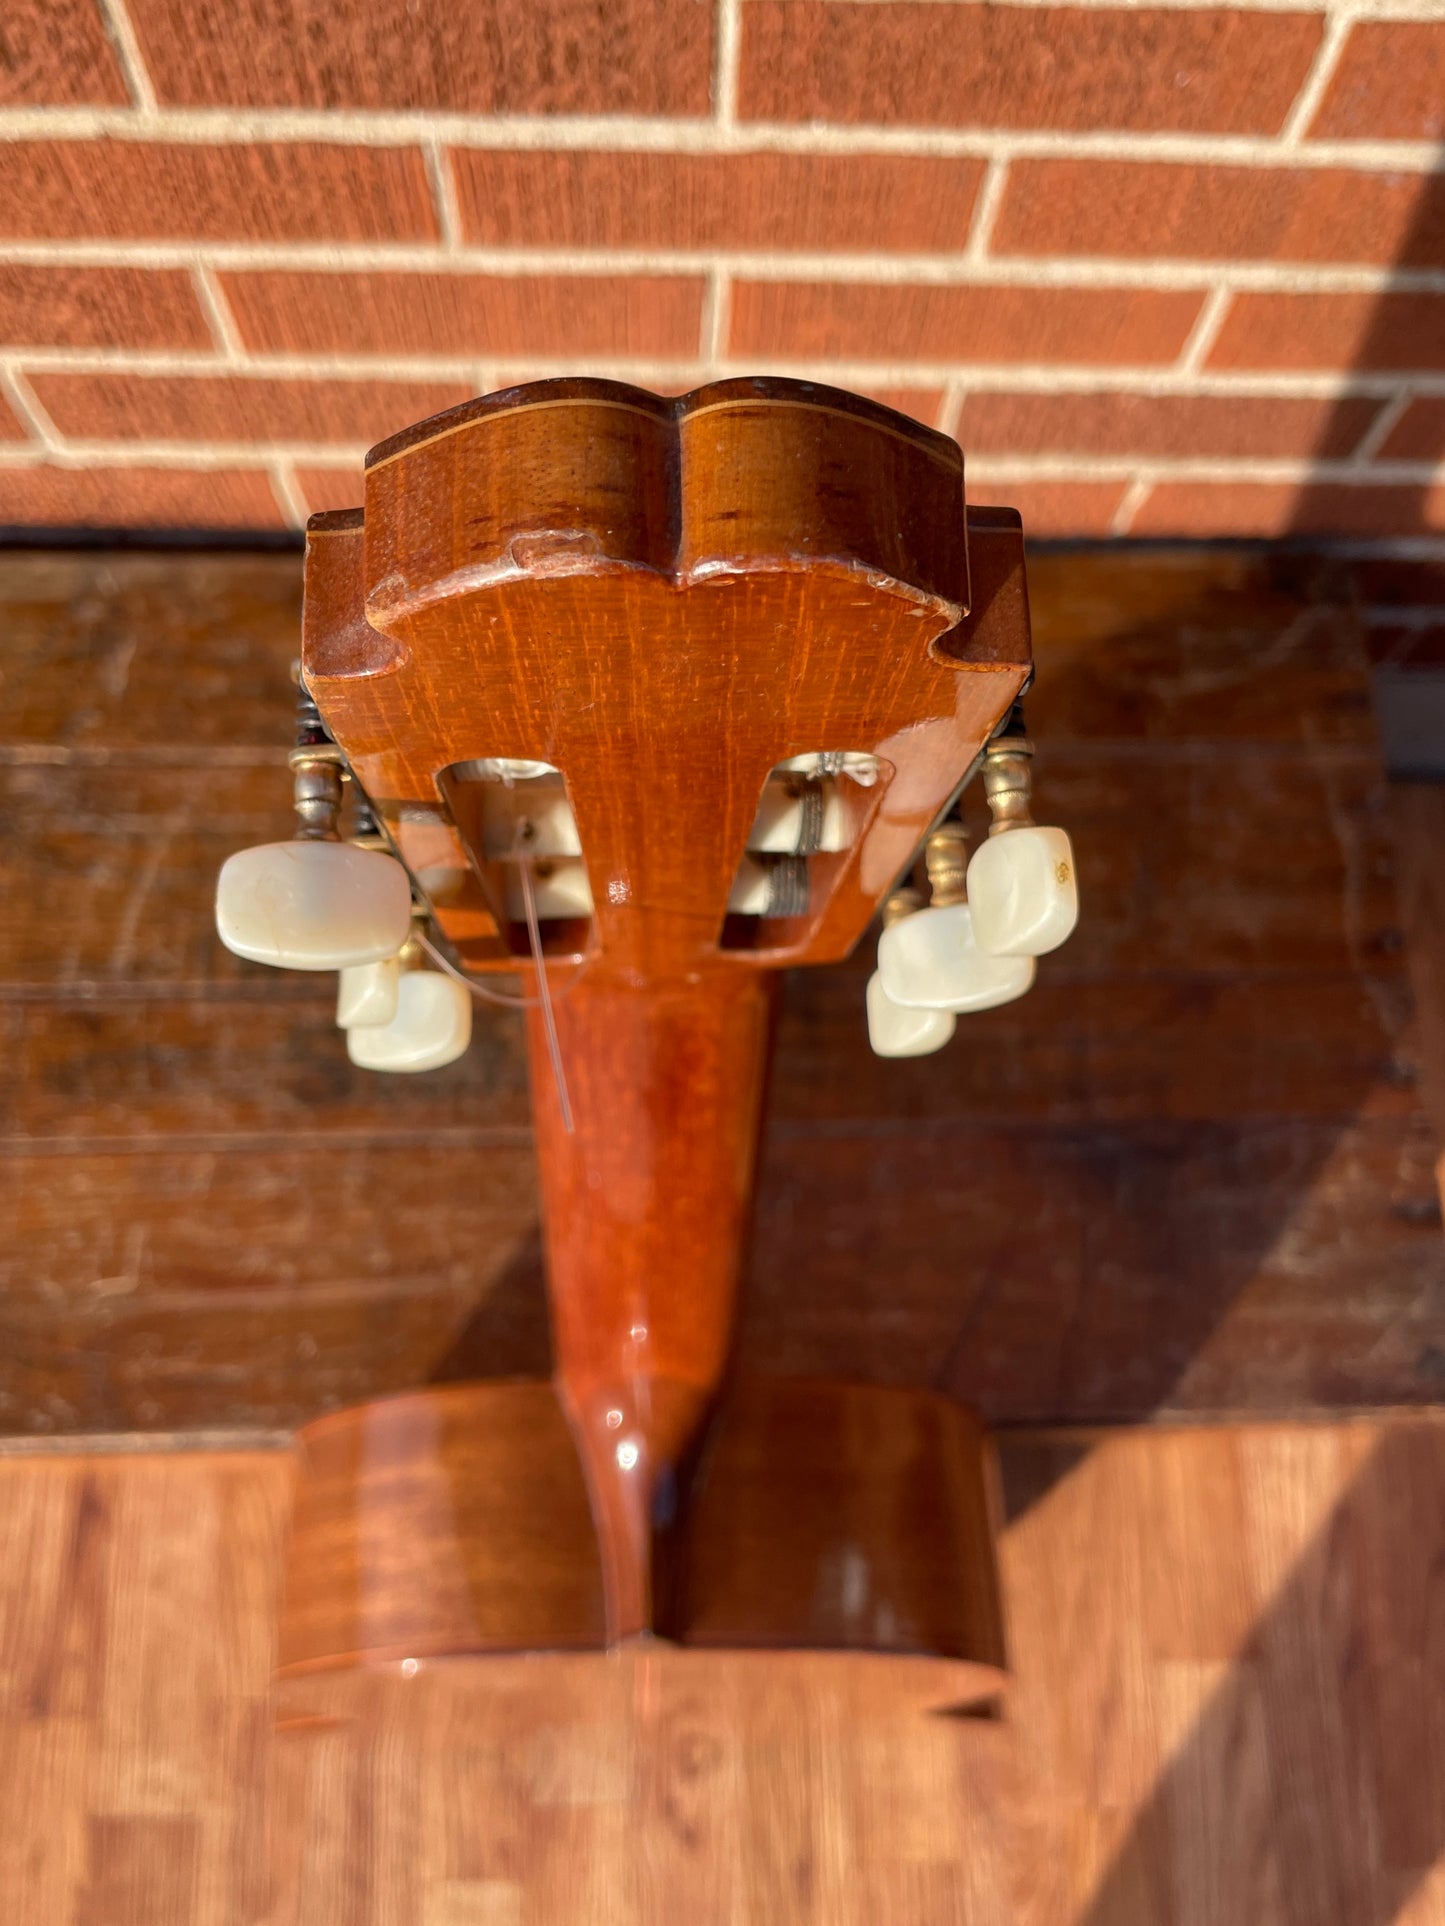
[{"left": 214, "top": 378, "right": 1077, "bottom": 1688}]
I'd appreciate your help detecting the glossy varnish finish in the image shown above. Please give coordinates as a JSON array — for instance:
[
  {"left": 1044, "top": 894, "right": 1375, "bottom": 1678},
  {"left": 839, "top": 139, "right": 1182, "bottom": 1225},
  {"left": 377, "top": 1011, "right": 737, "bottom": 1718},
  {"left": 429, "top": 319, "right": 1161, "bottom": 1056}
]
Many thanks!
[
  {"left": 526, "top": 972, "right": 780, "bottom": 1639},
  {"left": 281, "top": 1383, "right": 608, "bottom": 1672},
  {"left": 302, "top": 380, "right": 1030, "bottom": 1640},
  {"left": 279, "top": 1378, "right": 1006, "bottom": 1687},
  {"left": 4, "top": 1417, "right": 1444, "bottom": 1924}
]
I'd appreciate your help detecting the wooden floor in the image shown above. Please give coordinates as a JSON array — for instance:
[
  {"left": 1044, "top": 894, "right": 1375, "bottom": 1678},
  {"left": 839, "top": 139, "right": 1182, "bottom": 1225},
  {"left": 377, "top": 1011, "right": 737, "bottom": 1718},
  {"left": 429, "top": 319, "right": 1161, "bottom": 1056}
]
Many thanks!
[
  {"left": 2, "top": 546, "right": 1443, "bottom": 1436},
  {"left": 2, "top": 546, "right": 1442, "bottom": 1920},
  {"left": 3, "top": 1417, "right": 1443, "bottom": 1925}
]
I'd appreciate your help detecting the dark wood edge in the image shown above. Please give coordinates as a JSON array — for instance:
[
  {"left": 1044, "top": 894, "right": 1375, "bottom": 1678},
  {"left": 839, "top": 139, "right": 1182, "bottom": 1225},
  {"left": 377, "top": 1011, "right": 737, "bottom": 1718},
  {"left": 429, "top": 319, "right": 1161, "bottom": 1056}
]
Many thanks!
[
  {"left": 365, "top": 375, "right": 964, "bottom": 474},
  {"left": 305, "top": 506, "right": 364, "bottom": 536},
  {"left": 966, "top": 504, "right": 1024, "bottom": 532}
]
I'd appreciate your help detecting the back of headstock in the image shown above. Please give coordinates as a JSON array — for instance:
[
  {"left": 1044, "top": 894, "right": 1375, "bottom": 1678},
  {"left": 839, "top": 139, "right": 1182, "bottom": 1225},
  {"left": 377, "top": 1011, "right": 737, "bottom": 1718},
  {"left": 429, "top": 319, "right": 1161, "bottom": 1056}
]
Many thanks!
[
  {"left": 217, "top": 378, "right": 1077, "bottom": 1673},
  {"left": 301, "top": 379, "right": 1031, "bottom": 980}
]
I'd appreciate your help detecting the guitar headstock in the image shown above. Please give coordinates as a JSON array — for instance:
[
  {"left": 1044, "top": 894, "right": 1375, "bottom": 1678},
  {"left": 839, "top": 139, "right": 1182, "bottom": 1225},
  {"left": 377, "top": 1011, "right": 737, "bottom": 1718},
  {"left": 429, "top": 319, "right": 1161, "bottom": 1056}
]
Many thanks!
[
  {"left": 299, "top": 377, "right": 1032, "bottom": 985},
  {"left": 220, "top": 377, "right": 1074, "bottom": 1652}
]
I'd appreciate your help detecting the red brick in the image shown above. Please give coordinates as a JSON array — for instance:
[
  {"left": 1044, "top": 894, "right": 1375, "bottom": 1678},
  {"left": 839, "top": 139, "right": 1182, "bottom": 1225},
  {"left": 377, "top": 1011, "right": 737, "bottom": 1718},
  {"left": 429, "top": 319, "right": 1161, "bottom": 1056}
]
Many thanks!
[
  {"left": 127, "top": 0, "right": 711, "bottom": 114},
  {"left": 1208, "top": 293, "right": 1445, "bottom": 374},
  {"left": 0, "top": 394, "right": 26, "bottom": 440},
  {"left": 1130, "top": 480, "right": 1445, "bottom": 539},
  {"left": 739, "top": 2, "right": 1322, "bottom": 134},
  {"left": 862, "top": 388, "right": 945, "bottom": 428},
  {"left": 0, "top": 268, "right": 211, "bottom": 351},
  {"left": 0, "top": 465, "right": 286, "bottom": 531},
  {"left": 729, "top": 281, "right": 1204, "bottom": 366},
  {"left": 0, "top": 1, "right": 130, "bottom": 105},
  {"left": 966, "top": 476, "right": 1128, "bottom": 537},
  {"left": 1379, "top": 399, "right": 1445, "bottom": 465},
  {"left": 452, "top": 150, "right": 985, "bottom": 252},
  {"left": 1309, "top": 22, "right": 1445, "bottom": 141},
  {"left": 294, "top": 465, "right": 366, "bottom": 516},
  {"left": 994, "top": 159, "right": 1445, "bottom": 268},
  {"left": 960, "top": 390, "right": 1383, "bottom": 462},
  {"left": 220, "top": 270, "right": 707, "bottom": 359},
  {"left": 28, "top": 374, "right": 475, "bottom": 447},
  {"left": 0, "top": 142, "right": 439, "bottom": 244}
]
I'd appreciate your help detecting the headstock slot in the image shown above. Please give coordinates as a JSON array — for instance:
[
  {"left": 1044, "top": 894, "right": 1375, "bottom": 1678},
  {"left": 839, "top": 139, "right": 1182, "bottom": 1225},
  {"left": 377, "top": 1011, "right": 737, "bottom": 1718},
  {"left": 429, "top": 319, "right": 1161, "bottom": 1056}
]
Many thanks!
[
  {"left": 719, "top": 750, "right": 889, "bottom": 954},
  {"left": 436, "top": 758, "right": 593, "bottom": 965}
]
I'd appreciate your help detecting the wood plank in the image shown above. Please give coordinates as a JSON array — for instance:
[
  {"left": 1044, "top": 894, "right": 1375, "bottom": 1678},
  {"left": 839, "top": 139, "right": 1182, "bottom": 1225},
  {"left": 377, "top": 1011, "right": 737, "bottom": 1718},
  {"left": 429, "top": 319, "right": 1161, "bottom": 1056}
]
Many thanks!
[
  {"left": 0, "top": 739, "right": 1402, "bottom": 986},
  {"left": 0, "top": 1112, "right": 1435, "bottom": 1431},
  {"left": 747, "top": 1114, "right": 1443, "bottom": 1420},
  {"left": 0, "top": 762, "right": 290, "bottom": 989},
  {"left": 0, "top": 960, "right": 1414, "bottom": 1150},
  {"left": 0, "top": 545, "right": 1437, "bottom": 1433},
  {"left": 1392, "top": 783, "right": 1445, "bottom": 1149},
  {"left": 0, "top": 1451, "right": 286, "bottom": 1926},
  {"left": 0, "top": 1275, "right": 550, "bottom": 1434},
  {"left": 0, "top": 743, "right": 1403, "bottom": 989},
  {"left": 0, "top": 552, "right": 299, "bottom": 752},
  {"left": 0, "top": 548, "right": 1381, "bottom": 754},
  {"left": 4, "top": 1419, "right": 1443, "bottom": 1923},
  {"left": 1028, "top": 546, "right": 1381, "bottom": 747}
]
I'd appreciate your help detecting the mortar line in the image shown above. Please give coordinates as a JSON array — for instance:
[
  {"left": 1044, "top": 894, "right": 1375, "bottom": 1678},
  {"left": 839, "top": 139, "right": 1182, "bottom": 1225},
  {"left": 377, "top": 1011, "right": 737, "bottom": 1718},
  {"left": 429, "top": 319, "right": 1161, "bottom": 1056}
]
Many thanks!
[
  {"left": 0, "top": 366, "right": 63, "bottom": 449},
  {"left": 2, "top": 236, "right": 1442, "bottom": 294},
  {"left": 702, "top": 268, "right": 731, "bottom": 370},
  {"left": 10, "top": 349, "right": 1445, "bottom": 399},
  {"left": 1176, "top": 287, "right": 1236, "bottom": 374},
  {"left": 1109, "top": 476, "right": 1153, "bottom": 534},
  {"left": 963, "top": 157, "right": 1010, "bottom": 264},
  {"left": 1279, "top": 11, "right": 1356, "bottom": 146},
  {"left": 1349, "top": 387, "right": 1415, "bottom": 462},
  {"left": 425, "top": 140, "right": 463, "bottom": 249},
  {"left": 93, "top": 0, "right": 158, "bottom": 113},
  {"left": 265, "top": 456, "right": 309, "bottom": 528},
  {"left": 190, "top": 264, "right": 245, "bottom": 360},
  {"left": 714, "top": 0, "right": 742, "bottom": 127},
  {"left": 0, "top": 110, "right": 1440, "bottom": 172}
]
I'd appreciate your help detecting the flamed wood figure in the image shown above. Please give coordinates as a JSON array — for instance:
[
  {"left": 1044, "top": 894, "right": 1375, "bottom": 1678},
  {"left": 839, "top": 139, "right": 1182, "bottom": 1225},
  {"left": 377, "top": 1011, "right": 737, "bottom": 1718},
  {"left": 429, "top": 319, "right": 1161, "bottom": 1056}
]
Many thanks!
[{"left": 214, "top": 378, "right": 1080, "bottom": 1693}]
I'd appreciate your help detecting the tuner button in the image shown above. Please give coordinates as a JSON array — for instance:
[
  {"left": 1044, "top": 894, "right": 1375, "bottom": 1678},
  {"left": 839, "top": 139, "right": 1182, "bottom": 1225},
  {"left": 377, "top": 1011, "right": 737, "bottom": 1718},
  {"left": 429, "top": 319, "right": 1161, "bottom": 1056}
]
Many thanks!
[
  {"left": 877, "top": 902, "right": 1035, "bottom": 1012},
  {"left": 336, "top": 955, "right": 401, "bottom": 1030},
  {"left": 967, "top": 826, "right": 1079, "bottom": 957},
  {"left": 346, "top": 970, "right": 472, "bottom": 1074},
  {"left": 866, "top": 971, "right": 956, "bottom": 1058},
  {"left": 216, "top": 841, "right": 413, "bottom": 970}
]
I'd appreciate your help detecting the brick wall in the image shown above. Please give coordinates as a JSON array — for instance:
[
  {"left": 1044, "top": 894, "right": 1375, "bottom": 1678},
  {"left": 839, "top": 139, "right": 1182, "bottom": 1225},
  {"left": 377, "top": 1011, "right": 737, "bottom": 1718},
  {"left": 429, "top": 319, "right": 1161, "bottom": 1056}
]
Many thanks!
[{"left": 0, "top": 0, "right": 1441, "bottom": 540}]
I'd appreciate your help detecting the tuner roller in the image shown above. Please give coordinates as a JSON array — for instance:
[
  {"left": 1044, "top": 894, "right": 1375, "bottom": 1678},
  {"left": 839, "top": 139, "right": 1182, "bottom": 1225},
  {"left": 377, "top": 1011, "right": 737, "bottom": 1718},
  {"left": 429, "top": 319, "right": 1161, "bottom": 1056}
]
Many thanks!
[
  {"left": 966, "top": 826, "right": 1078, "bottom": 958},
  {"left": 877, "top": 903, "right": 1035, "bottom": 1013},
  {"left": 336, "top": 955, "right": 401, "bottom": 1029},
  {"left": 866, "top": 971, "right": 956, "bottom": 1058},
  {"left": 502, "top": 859, "right": 594, "bottom": 920},
  {"left": 215, "top": 841, "right": 413, "bottom": 970},
  {"left": 481, "top": 788, "right": 583, "bottom": 860},
  {"left": 745, "top": 778, "right": 853, "bottom": 855},
  {"left": 346, "top": 969, "right": 472, "bottom": 1073}
]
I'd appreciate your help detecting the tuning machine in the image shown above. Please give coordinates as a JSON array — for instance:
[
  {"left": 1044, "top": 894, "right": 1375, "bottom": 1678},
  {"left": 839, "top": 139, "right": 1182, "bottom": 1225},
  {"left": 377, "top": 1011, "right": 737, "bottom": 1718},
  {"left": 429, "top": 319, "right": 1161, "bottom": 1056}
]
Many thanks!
[
  {"left": 865, "top": 889, "right": 957, "bottom": 1058},
  {"left": 343, "top": 912, "right": 472, "bottom": 1073},
  {"left": 216, "top": 677, "right": 412, "bottom": 969},
  {"left": 967, "top": 733, "right": 1079, "bottom": 957},
  {"left": 866, "top": 713, "right": 1079, "bottom": 1059},
  {"left": 214, "top": 675, "right": 470, "bottom": 1074}
]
